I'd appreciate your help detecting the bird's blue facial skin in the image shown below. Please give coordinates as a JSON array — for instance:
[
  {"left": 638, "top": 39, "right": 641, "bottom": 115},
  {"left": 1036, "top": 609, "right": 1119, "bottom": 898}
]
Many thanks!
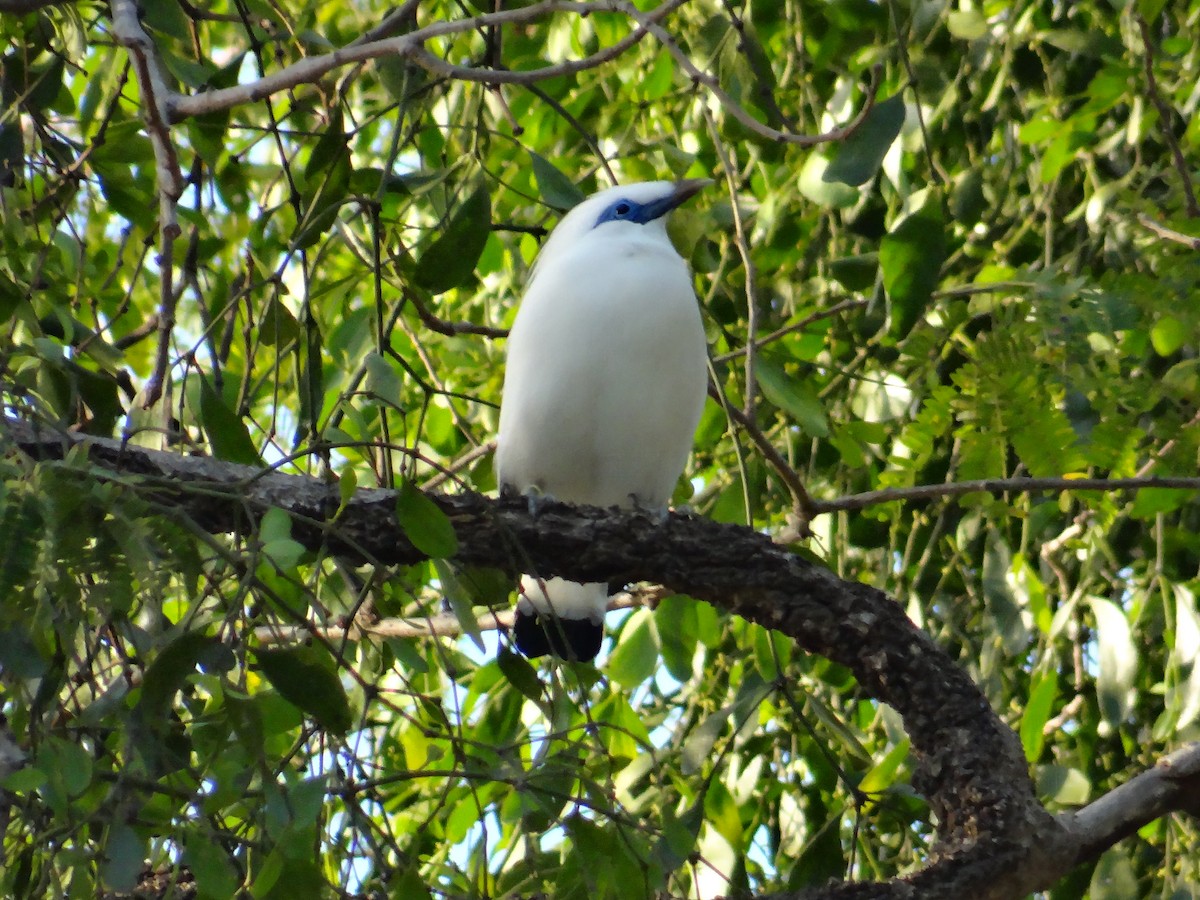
[{"left": 593, "top": 194, "right": 677, "bottom": 229}]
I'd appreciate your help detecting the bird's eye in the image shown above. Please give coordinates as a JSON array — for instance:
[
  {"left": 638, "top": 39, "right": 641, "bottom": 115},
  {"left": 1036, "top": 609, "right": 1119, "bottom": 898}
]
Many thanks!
[{"left": 615, "top": 202, "right": 631, "bottom": 216}]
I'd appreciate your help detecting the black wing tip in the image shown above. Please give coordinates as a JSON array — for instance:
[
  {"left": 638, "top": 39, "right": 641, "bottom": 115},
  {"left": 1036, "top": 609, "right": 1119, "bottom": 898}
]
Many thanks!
[{"left": 512, "top": 610, "right": 603, "bottom": 663}]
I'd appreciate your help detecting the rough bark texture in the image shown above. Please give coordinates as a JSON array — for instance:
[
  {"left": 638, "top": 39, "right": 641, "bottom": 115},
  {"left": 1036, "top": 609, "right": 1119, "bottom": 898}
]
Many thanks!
[{"left": 5, "top": 417, "right": 1198, "bottom": 899}]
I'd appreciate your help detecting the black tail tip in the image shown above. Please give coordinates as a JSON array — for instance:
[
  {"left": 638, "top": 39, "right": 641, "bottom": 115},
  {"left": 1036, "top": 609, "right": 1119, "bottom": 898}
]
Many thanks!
[{"left": 512, "top": 610, "right": 603, "bottom": 662}]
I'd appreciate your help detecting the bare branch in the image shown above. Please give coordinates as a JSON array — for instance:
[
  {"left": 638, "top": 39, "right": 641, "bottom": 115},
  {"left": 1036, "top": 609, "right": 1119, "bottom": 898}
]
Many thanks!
[
  {"left": 168, "top": 0, "right": 666, "bottom": 122},
  {"left": 109, "top": 0, "right": 185, "bottom": 409},
  {"left": 252, "top": 588, "right": 657, "bottom": 645},
  {"left": 714, "top": 387, "right": 816, "bottom": 523},
  {"left": 816, "top": 475, "right": 1200, "bottom": 515},
  {"left": 712, "top": 299, "right": 869, "bottom": 364},
  {"left": 1137, "top": 213, "right": 1200, "bottom": 250},
  {"left": 406, "top": 290, "right": 508, "bottom": 339},
  {"left": 1137, "top": 16, "right": 1200, "bottom": 218}
]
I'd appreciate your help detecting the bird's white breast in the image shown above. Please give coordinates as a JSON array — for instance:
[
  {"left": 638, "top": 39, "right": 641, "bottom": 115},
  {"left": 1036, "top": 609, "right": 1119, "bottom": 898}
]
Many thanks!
[{"left": 496, "top": 229, "right": 707, "bottom": 509}]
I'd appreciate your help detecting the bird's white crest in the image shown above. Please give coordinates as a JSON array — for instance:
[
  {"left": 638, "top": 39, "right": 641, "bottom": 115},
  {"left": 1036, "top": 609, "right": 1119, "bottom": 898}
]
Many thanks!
[{"left": 495, "top": 180, "right": 709, "bottom": 662}]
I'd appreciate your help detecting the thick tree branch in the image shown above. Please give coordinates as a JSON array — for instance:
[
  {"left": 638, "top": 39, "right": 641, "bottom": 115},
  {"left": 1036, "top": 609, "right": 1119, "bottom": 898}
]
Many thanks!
[
  {"left": 6, "top": 417, "right": 1199, "bottom": 899},
  {"left": 1063, "top": 742, "right": 1200, "bottom": 865}
]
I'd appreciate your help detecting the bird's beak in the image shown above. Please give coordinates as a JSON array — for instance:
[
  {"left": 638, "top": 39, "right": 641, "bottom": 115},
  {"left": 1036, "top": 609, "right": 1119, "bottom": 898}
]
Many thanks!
[{"left": 669, "top": 178, "right": 713, "bottom": 211}]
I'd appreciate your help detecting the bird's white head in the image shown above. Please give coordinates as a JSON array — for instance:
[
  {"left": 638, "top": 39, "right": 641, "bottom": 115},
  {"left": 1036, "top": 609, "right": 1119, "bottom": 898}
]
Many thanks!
[{"left": 533, "top": 179, "right": 710, "bottom": 269}]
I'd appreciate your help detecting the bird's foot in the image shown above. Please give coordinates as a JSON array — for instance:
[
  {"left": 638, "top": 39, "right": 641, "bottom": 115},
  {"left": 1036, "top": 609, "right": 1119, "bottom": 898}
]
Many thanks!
[
  {"left": 627, "top": 493, "right": 672, "bottom": 524},
  {"left": 524, "top": 486, "right": 555, "bottom": 517}
]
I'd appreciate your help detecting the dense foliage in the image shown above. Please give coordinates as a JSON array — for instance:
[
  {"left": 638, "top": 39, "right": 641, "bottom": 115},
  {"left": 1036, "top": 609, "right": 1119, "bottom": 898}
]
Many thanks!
[{"left": 1, "top": 0, "right": 1198, "bottom": 897}]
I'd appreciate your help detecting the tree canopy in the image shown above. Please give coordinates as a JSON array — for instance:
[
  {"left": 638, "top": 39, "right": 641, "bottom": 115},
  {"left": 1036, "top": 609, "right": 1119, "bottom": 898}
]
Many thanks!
[{"left": 1, "top": 0, "right": 1199, "bottom": 898}]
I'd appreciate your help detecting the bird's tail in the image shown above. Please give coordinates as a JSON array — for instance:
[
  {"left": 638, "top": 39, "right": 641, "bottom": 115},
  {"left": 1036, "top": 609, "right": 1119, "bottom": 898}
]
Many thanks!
[{"left": 512, "top": 576, "right": 607, "bottom": 662}]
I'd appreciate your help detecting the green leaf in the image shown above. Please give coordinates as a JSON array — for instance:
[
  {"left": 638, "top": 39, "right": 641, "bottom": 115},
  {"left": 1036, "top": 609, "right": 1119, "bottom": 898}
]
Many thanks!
[
  {"left": 1089, "top": 596, "right": 1137, "bottom": 730},
  {"left": 497, "top": 648, "right": 542, "bottom": 701},
  {"left": 254, "top": 646, "right": 353, "bottom": 735},
  {"left": 138, "top": 631, "right": 217, "bottom": 719},
  {"left": 364, "top": 352, "right": 403, "bottom": 401},
  {"left": 756, "top": 354, "right": 829, "bottom": 436},
  {"left": 1020, "top": 672, "right": 1058, "bottom": 762},
  {"left": 703, "top": 779, "right": 743, "bottom": 847},
  {"left": 1170, "top": 585, "right": 1200, "bottom": 730},
  {"left": 101, "top": 825, "right": 144, "bottom": 893},
  {"left": 395, "top": 481, "right": 458, "bottom": 558},
  {"left": 529, "top": 151, "right": 585, "bottom": 210},
  {"left": 798, "top": 153, "right": 860, "bottom": 208},
  {"left": 1090, "top": 847, "right": 1139, "bottom": 900},
  {"left": 413, "top": 184, "right": 492, "bottom": 293},
  {"left": 434, "top": 560, "right": 483, "bottom": 652},
  {"left": 259, "top": 508, "right": 305, "bottom": 572},
  {"left": 1037, "top": 764, "right": 1092, "bottom": 806},
  {"left": 682, "top": 704, "right": 732, "bottom": 775},
  {"left": 296, "top": 315, "right": 325, "bottom": 445},
  {"left": 184, "top": 834, "right": 240, "bottom": 899},
  {"left": 258, "top": 296, "right": 300, "bottom": 347},
  {"left": 824, "top": 94, "right": 906, "bottom": 187},
  {"left": 25, "top": 55, "right": 65, "bottom": 112},
  {"left": 752, "top": 623, "right": 792, "bottom": 680},
  {"left": 655, "top": 594, "right": 699, "bottom": 682},
  {"left": 294, "top": 112, "right": 352, "bottom": 249},
  {"left": 652, "top": 802, "right": 703, "bottom": 872},
  {"left": 198, "top": 377, "right": 261, "bottom": 465},
  {"left": 829, "top": 253, "right": 878, "bottom": 291},
  {"left": 593, "top": 693, "right": 651, "bottom": 762},
  {"left": 0, "top": 491, "right": 42, "bottom": 606},
  {"left": 0, "top": 627, "right": 46, "bottom": 678},
  {"left": 880, "top": 195, "right": 946, "bottom": 338},
  {"left": 1137, "top": 0, "right": 1169, "bottom": 20},
  {"left": 606, "top": 609, "right": 659, "bottom": 689},
  {"left": 390, "top": 868, "right": 433, "bottom": 900},
  {"left": 1150, "top": 315, "right": 1187, "bottom": 356},
  {"left": 951, "top": 169, "right": 987, "bottom": 224},
  {"left": 946, "top": 9, "right": 988, "bottom": 40},
  {"left": 858, "top": 738, "right": 910, "bottom": 795}
]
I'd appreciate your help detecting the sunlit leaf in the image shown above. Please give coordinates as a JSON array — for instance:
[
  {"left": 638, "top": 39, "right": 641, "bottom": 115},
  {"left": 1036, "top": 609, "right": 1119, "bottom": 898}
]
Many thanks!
[
  {"left": 1089, "top": 596, "right": 1138, "bottom": 730},
  {"left": 824, "top": 94, "right": 906, "bottom": 187},
  {"left": 1020, "top": 672, "right": 1059, "bottom": 762}
]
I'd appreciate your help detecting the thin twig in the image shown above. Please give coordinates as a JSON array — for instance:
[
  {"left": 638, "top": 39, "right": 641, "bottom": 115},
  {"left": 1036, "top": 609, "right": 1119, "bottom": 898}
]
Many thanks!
[
  {"left": 1135, "top": 409, "right": 1200, "bottom": 478},
  {"left": 110, "top": 0, "right": 184, "bottom": 409},
  {"left": 169, "top": 1, "right": 670, "bottom": 121},
  {"left": 407, "top": 290, "right": 508, "bottom": 338},
  {"left": 713, "top": 383, "right": 817, "bottom": 521},
  {"left": 1136, "top": 213, "right": 1200, "bottom": 250},
  {"left": 252, "top": 586, "right": 659, "bottom": 645},
  {"left": 703, "top": 109, "right": 761, "bottom": 422},
  {"left": 617, "top": 0, "right": 884, "bottom": 147},
  {"left": 712, "top": 298, "right": 868, "bottom": 364},
  {"left": 1137, "top": 16, "right": 1200, "bottom": 218},
  {"left": 817, "top": 475, "right": 1200, "bottom": 515}
]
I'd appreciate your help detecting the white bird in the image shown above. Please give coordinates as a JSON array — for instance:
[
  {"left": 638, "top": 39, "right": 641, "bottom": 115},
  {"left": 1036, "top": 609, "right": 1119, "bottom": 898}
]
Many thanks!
[{"left": 495, "top": 179, "right": 710, "bottom": 662}]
